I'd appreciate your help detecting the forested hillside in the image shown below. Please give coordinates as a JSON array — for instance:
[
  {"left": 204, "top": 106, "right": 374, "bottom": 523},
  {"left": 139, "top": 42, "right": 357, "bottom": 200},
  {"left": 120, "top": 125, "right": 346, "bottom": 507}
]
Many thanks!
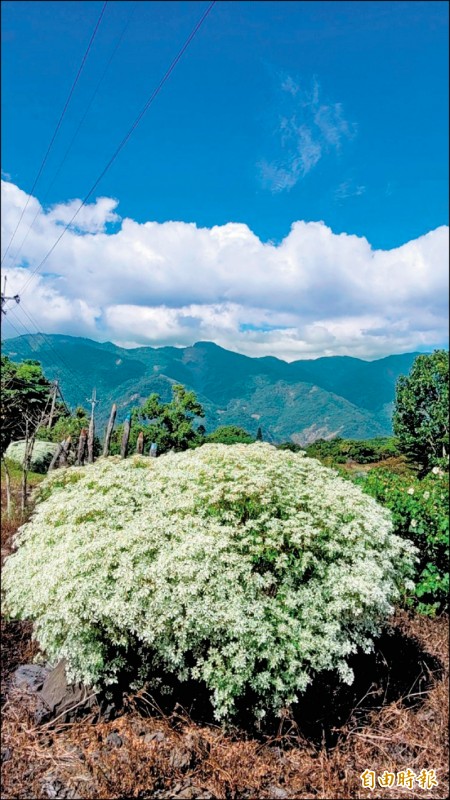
[{"left": 2, "top": 335, "right": 421, "bottom": 444}]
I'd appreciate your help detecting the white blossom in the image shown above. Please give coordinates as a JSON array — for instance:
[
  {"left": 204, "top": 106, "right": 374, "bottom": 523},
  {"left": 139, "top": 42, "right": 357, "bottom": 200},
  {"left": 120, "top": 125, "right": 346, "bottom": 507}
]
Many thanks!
[{"left": 2, "top": 444, "right": 417, "bottom": 721}]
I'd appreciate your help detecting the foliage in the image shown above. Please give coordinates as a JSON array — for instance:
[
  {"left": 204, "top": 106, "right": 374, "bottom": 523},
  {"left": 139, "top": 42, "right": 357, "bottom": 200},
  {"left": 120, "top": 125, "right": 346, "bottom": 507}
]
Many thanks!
[
  {"left": 5, "top": 440, "right": 59, "bottom": 474},
  {"left": 354, "top": 468, "right": 449, "bottom": 616},
  {"left": 3, "top": 444, "right": 416, "bottom": 722},
  {"left": 205, "top": 425, "right": 254, "bottom": 445},
  {"left": 393, "top": 350, "right": 449, "bottom": 475},
  {"left": 276, "top": 442, "right": 304, "bottom": 453},
  {"left": 304, "top": 437, "right": 400, "bottom": 466},
  {"left": 0, "top": 355, "right": 54, "bottom": 454},
  {"left": 37, "top": 406, "right": 101, "bottom": 457},
  {"left": 4, "top": 336, "right": 422, "bottom": 444},
  {"left": 110, "top": 385, "right": 205, "bottom": 455}
]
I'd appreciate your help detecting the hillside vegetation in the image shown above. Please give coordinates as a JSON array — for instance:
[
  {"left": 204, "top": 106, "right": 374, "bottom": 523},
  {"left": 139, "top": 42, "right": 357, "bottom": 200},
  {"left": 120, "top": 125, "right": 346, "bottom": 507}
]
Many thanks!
[{"left": 2, "top": 334, "right": 422, "bottom": 443}]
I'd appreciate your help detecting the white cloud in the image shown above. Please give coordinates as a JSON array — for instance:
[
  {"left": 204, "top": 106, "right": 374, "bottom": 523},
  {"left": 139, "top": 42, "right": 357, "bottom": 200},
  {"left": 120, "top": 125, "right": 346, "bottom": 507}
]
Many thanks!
[
  {"left": 1, "top": 179, "right": 448, "bottom": 361},
  {"left": 335, "top": 180, "right": 366, "bottom": 200},
  {"left": 46, "top": 196, "right": 120, "bottom": 233},
  {"left": 259, "top": 75, "right": 357, "bottom": 193}
]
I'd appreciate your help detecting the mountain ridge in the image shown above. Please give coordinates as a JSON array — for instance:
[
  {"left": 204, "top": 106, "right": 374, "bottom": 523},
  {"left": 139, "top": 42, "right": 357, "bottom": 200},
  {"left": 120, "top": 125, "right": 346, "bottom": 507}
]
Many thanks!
[{"left": 2, "top": 334, "right": 424, "bottom": 444}]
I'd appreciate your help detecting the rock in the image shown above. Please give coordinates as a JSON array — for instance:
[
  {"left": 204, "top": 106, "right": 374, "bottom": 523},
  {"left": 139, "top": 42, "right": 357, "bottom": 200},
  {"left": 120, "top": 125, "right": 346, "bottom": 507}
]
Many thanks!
[
  {"left": 12, "top": 664, "right": 51, "bottom": 692},
  {"left": 35, "top": 659, "right": 97, "bottom": 725},
  {"left": 41, "top": 776, "right": 80, "bottom": 799},
  {"left": 100, "top": 702, "right": 117, "bottom": 723},
  {"left": 143, "top": 730, "right": 166, "bottom": 744},
  {"left": 1, "top": 747, "right": 12, "bottom": 763},
  {"left": 168, "top": 746, "right": 193, "bottom": 771},
  {"left": 106, "top": 731, "right": 123, "bottom": 748},
  {"left": 267, "top": 787, "right": 289, "bottom": 799}
]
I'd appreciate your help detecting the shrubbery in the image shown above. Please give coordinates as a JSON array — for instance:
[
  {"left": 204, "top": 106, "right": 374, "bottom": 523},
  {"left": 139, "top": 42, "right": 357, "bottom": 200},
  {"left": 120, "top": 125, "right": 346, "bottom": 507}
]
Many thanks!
[
  {"left": 3, "top": 444, "right": 417, "bottom": 722},
  {"left": 355, "top": 468, "right": 449, "bottom": 616},
  {"left": 304, "top": 437, "right": 400, "bottom": 465}
]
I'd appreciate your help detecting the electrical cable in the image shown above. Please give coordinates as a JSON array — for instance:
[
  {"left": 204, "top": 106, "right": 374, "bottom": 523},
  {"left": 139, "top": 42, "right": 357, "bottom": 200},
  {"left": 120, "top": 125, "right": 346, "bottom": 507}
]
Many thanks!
[
  {"left": 9, "top": 2, "right": 138, "bottom": 271},
  {"left": 7, "top": 303, "right": 91, "bottom": 408},
  {"left": 1, "top": 0, "right": 109, "bottom": 266},
  {"left": 18, "top": 0, "right": 216, "bottom": 297}
]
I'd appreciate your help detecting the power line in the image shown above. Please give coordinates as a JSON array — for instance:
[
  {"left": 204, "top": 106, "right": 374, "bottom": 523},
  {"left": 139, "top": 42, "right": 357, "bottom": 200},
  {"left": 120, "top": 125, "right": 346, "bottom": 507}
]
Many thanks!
[
  {"left": 1, "top": 0, "right": 109, "bottom": 267},
  {"left": 18, "top": 0, "right": 217, "bottom": 298},
  {"left": 1, "top": 312, "right": 24, "bottom": 341},
  {"left": 16, "top": 302, "right": 92, "bottom": 397},
  {"left": 7, "top": 303, "right": 91, "bottom": 408},
  {"left": 9, "top": 2, "right": 138, "bottom": 271}
]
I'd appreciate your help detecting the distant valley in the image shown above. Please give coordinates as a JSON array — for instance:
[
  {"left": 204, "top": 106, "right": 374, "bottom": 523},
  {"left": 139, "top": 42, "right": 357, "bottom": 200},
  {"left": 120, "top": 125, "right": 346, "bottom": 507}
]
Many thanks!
[{"left": 3, "top": 335, "right": 422, "bottom": 444}]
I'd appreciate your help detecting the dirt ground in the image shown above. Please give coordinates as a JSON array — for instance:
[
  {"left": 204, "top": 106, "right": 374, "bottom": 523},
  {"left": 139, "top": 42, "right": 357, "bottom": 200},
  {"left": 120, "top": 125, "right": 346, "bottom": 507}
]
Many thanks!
[{"left": 1, "top": 470, "right": 448, "bottom": 800}]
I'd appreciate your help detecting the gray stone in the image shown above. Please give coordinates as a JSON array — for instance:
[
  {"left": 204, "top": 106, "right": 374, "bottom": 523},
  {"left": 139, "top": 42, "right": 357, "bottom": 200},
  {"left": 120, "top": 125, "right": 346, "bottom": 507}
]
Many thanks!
[
  {"left": 143, "top": 730, "right": 166, "bottom": 744},
  {"left": 12, "top": 664, "right": 51, "bottom": 692},
  {"left": 1, "top": 747, "right": 12, "bottom": 763},
  {"left": 106, "top": 731, "right": 123, "bottom": 748},
  {"left": 168, "top": 746, "right": 193, "bottom": 771},
  {"left": 267, "top": 787, "right": 289, "bottom": 799},
  {"left": 35, "top": 659, "right": 97, "bottom": 725}
]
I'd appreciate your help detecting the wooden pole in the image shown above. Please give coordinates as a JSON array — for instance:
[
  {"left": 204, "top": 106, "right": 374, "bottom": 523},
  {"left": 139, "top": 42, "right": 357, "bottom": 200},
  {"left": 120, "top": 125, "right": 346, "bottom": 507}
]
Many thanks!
[
  {"left": 58, "top": 435, "right": 72, "bottom": 467},
  {"left": 103, "top": 404, "right": 117, "bottom": 457},
  {"left": 48, "top": 440, "right": 66, "bottom": 472},
  {"left": 2, "top": 456, "right": 12, "bottom": 519},
  {"left": 121, "top": 415, "right": 131, "bottom": 459},
  {"left": 77, "top": 428, "right": 88, "bottom": 466},
  {"left": 21, "top": 422, "right": 36, "bottom": 513},
  {"left": 47, "top": 381, "right": 59, "bottom": 429},
  {"left": 87, "top": 388, "right": 97, "bottom": 464},
  {"left": 136, "top": 431, "right": 144, "bottom": 454}
]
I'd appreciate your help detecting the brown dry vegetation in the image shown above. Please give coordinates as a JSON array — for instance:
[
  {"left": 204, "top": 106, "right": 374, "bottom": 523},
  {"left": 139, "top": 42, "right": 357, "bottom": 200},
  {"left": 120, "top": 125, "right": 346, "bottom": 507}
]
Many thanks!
[{"left": 1, "top": 467, "right": 448, "bottom": 800}]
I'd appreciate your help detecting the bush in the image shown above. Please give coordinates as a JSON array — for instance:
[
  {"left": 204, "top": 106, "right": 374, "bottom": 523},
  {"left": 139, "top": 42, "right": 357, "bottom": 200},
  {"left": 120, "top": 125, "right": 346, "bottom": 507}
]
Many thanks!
[
  {"left": 5, "top": 439, "right": 59, "bottom": 474},
  {"left": 3, "top": 444, "right": 417, "bottom": 722},
  {"left": 355, "top": 468, "right": 449, "bottom": 616},
  {"left": 205, "top": 425, "right": 254, "bottom": 444},
  {"left": 305, "top": 437, "right": 400, "bottom": 466}
]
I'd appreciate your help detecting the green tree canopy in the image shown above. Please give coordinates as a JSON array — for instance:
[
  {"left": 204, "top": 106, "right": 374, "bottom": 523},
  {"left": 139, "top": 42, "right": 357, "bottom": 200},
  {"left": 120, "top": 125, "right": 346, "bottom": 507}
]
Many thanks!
[
  {"left": 205, "top": 425, "right": 254, "bottom": 445},
  {"left": 1, "top": 355, "right": 54, "bottom": 454},
  {"left": 393, "top": 350, "right": 449, "bottom": 475},
  {"left": 111, "top": 384, "right": 205, "bottom": 455}
]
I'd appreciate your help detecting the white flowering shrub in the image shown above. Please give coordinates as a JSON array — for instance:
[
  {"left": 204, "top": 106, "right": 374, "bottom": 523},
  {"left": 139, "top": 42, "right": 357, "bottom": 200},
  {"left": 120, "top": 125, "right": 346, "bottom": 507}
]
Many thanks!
[{"left": 3, "top": 444, "right": 417, "bottom": 721}]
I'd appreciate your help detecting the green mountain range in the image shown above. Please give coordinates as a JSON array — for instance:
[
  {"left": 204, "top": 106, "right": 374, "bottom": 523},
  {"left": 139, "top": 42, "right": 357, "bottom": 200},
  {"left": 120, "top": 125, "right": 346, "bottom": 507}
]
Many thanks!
[{"left": 2, "top": 334, "right": 421, "bottom": 444}]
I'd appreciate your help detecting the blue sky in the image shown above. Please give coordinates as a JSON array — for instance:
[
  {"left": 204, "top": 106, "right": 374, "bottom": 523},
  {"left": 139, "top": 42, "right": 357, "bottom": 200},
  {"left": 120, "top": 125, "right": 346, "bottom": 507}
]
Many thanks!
[{"left": 1, "top": 1, "right": 448, "bottom": 360}]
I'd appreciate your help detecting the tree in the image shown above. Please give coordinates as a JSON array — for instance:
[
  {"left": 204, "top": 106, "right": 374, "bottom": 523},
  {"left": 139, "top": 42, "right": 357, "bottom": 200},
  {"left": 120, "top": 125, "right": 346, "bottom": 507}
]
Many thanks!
[
  {"left": 393, "top": 350, "right": 449, "bottom": 475},
  {"left": 38, "top": 406, "right": 101, "bottom": 458},
  {"left": 256, "top": 426, "right": 263, "bottom": 441},
  {"left": 205, "top": 425, "right": 254, "bottom": 445},
  {"left": 111, "top": 384, "right": 205, "bottom": 455},
  {"left": 1, "top": 355, "right": 53, "bottom": 455}
]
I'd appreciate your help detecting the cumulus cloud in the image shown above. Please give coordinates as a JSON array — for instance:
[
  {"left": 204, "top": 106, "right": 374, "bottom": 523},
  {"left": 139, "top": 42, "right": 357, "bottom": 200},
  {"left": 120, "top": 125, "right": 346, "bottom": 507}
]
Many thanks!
[
  {"left": 259, "top": 75, "right": 357, "bottom": 193},
  {"left": 1, "top": 179, "right": 448, "bottom": 361}
]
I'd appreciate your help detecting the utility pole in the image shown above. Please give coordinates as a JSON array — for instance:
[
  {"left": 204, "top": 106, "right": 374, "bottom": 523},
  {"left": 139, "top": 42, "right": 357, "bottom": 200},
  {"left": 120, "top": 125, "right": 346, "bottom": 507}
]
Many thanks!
[
  {"left": 47, "top": 380, "right": 59, "bottom": 429},
  {"left": 1, "top": 275, "right": 20, "bottom": 314},
  {"left": 86, "top": 388, "right": 98, "bottom": 464}
]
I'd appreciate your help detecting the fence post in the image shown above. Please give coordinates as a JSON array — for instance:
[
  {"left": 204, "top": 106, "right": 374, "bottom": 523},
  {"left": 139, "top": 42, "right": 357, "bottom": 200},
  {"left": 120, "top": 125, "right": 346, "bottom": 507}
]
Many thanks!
[
  {"left": 76, "top": 428, "right": 88, "bottom": 466},
  {"left": 48, "top": 439, "right": 66, "bottom": 472},
  {"left": 136, "top": 431, "right": 144, "bottom": 454},
  {"left": 121, "top": 415, "right": 131, "bottom": 459},
  {"left": 103, "top": 403, "right": 117, "bottom": 457},
  {"left": 59, "top": 435, "right": 72, "bottom": 467},
  {"left": 87, "top": 389, "right": 97, "bottom": 465}
]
